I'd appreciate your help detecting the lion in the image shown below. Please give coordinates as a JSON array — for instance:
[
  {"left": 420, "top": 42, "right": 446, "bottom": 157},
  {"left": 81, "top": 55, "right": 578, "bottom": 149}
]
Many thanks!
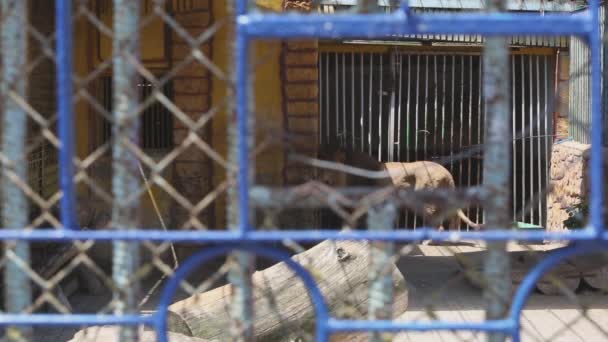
[{"left": 316, "top": 145, "right": 483, "bottom": 231}]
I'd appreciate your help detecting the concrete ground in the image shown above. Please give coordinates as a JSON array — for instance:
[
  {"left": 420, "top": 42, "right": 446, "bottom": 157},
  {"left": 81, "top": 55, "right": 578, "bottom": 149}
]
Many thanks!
[{"left": 33, "top": 242, "right": 608, "bottom": 342}]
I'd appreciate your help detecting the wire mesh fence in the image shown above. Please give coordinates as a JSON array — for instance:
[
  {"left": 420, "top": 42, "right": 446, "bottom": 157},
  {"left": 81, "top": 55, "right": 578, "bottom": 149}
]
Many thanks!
[{"left": 0, "top": 0, "right": 607, "bottom": 342}]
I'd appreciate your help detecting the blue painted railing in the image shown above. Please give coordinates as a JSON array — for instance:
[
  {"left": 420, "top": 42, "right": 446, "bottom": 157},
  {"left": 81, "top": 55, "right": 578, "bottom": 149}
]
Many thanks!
[{"left": 0, "top": 0, "right": 603, "bottom": 341}]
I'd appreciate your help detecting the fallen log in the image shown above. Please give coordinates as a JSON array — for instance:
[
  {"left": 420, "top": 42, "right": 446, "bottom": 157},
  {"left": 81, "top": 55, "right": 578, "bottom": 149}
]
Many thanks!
[
  {"left": 68, "top": 326, "right": 209, "bottom": 342},
  {"left": 166, "top": 240, "right": 409, "bottom": 341}
]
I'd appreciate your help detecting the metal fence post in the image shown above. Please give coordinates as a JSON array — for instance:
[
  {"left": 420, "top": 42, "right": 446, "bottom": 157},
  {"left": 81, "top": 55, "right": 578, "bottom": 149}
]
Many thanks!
[
  {"left": 112, "top": 1, "right": 141, "bottom": 341},
  {"left": 367, "top": 203, "right": 397, "bottom": 342},
  {"left": 483, "top": 0, "right": 512, "bottom": 340},
  {"left": 228, "top": 1, "right": 255, "bottom": 340},
  {"left": 1, "top": 0, "right": 31, "bottom": 340}
]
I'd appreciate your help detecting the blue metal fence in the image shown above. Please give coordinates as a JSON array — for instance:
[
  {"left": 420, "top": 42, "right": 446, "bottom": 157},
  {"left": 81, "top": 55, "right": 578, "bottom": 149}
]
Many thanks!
[{"left": 0, "top": 0, "right": 604, "bottom": 341}]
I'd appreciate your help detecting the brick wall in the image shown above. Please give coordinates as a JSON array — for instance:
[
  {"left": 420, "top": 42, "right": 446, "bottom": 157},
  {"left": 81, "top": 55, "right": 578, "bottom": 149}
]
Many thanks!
[
  {"left": 280, "top": 0, "right": 320, "bottom": 228},
  {"left": 171, "top": 0, "right": 215, "bottom": 229}
]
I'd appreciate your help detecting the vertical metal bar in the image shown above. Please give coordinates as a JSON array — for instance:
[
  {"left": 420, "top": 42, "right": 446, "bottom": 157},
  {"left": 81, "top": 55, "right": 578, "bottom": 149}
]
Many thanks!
[
  {"left": 320, "top": 54, "right": 324, "bottom": 143},
  {"left": 512, "top": 56, "right": 517, "bottom": 222},
  {"left": 325, "top": 54, "right": 330, "bottom": 144},
  {"left": 406, "top": 54, "right": 411, "bottom": 163},
  {"left": 468, "top": 55, "right": 473, "bottom": 230},
  {"left": 361, "top": 53, "right": 365, "bottom": 152},
  {"left": 229, "top": 1, "right": 255, "bottom": 339},
  {"left": 459, "top": 55, "right": 465, "bottom": 215},
  {"left": 536, "top": 55, "right": 542, "bottom": 225},
  {"left": 483, "top": 0, "right": 512, "bottom": 339},
  {"left": 405, "top": 54, "right": 411, "bottom": 228},
  {"left": 379, "top": 54, "right": 384, "bottom": 160},
  {"left": 112, "top": 0, "right": 141, "bottom": 341},
  {"left": 397, "top": 54, "right": 403, "bottom": 160},
  {"left": 351, "top": 52, "right": 355, "bottom": 149},
  {"left": 415, "top": 55, "right": 420, "bottom": 161},
  {"left": 57, "top": 0, "right": 77, "bottom": 231},
  {"left": 414, "top": 55, "right": 421, "bottom": 228},
  {"left": 442, "top": 55, "right": 447, "bottom": 168},
  {"left": 434, "top": 55, "right": 438, "bottom": 163},
  {"left": 451, "top": 55, "right": 455, "bottom": 171},
  {"left": 367, "top": 203, "right": 397, "bottom": 342},
  {"left": 479, "top": 55, "right": 484, "bottom": 225},
  {"left": 388, "top": 52, "right": 396, "bottom": 162},
  {"left": 335, "top": 52, "right": 340, "bottom": 142},
  {"left": 520, "top": 55, "right": 526, "bottom": 222},
  {"left": 2, "top": 0, "right": 31, "bottom": 340},
  {"left": 369, "top": 53, "right": 374, "bottom": 155},
  {"left": 544, "top": 56, "right": 550, "bottom": 227},
  {"left": 424, "top": 55, "right": 429, "bottom": 161},
  {"left": 342, "top": 53, "right": 347, "bottom": 145},
  {"left": 529, "top": 56, "right": 535, "bottom": 224}
]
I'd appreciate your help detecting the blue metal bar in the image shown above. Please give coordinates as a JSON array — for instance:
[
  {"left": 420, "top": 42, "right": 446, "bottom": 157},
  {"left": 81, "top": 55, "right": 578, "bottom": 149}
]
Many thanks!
[
  {"left": 589, "top": 0, "right": 603, "bottom": 235},
  {"left": 0, "top": 227, "right": 595, "bottom": 242},
  {"left": 155, "top": 244, "right": 330, "bottom": 342},
  {"left": 236, "top": 34, "right": 251, "bottom": 235},
  {"left": 327, "top": 318, "right": 515, "bottom": 333},
  {"left": 236, "top": 0, "right": 249, "bottom": 15},
  {"left": 238, "top": 12, "right": 592, "bottom": 39},
  {"left": 0, "top": 314, "right": 153, "bottom": 326},
  {"left": 56, "top": 0, "right": 78, "bottom": 230}
]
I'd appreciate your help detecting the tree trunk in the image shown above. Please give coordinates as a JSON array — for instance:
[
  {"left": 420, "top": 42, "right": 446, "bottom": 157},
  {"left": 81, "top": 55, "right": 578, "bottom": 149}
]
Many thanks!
[
  {"left": 166, "top": 240, "right": 409, "bottom": 341},
  {"left": 68, "top": 326, "right": 209, "bottom": 342}
]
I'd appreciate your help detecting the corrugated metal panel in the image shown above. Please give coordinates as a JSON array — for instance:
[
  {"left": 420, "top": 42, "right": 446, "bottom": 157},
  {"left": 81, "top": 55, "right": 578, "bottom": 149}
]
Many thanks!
[
  {"left": 568, "top": 5, "right": 602, "bottom": 144},
  {"left": 321, "top": 6, "right": 570, "bottom": 47}
]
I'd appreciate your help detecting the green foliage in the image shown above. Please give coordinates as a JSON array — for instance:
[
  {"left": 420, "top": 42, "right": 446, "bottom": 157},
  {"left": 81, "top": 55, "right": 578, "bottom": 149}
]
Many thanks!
[{"left": 563, "top": 199, "right": 589, "bottom": 230}]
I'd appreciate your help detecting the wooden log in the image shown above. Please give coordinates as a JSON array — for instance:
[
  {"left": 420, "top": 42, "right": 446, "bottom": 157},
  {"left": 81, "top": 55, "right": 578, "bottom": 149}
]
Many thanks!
[
  {"left": 166, "top": 240, "right": 409, "bottom": 341},
  {"left": 68, "top": 326, "right": 209, "bottom": 342}
]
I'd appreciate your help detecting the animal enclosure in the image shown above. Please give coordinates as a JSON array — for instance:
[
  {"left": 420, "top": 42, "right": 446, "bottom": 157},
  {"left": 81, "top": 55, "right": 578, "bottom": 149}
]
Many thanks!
[{"left": 1, "top": 1, "right": 607, "bottom": 342}]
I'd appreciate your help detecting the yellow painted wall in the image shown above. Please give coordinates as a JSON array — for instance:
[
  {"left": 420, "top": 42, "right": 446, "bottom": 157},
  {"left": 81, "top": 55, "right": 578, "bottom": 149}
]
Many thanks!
[
  {"left": 70, "top": 2, "right": 285, "bottom": 228},
  {"left": 211, "top": 4, "right": 284, "bottom": 229},
  {"left": 72, "top": 3, "right": 172, "bottom": 224}
]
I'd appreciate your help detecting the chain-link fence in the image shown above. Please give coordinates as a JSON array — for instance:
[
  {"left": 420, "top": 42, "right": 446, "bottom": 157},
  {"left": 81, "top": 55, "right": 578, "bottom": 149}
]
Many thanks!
[{"left": 0, "top": 0, "right": 607, "bottom": 341}]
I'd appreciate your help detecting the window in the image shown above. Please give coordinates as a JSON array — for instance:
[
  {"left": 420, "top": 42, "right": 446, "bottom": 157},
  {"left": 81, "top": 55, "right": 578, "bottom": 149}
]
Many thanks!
[{"left": 99, "top": 76, "right": 174, "bottom": 150}]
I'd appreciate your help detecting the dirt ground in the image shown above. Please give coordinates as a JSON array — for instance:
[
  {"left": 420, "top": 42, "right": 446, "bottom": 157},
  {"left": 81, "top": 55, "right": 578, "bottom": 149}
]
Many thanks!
[{"left": 33, "top": 242, "right": 608, "bottom": 342}]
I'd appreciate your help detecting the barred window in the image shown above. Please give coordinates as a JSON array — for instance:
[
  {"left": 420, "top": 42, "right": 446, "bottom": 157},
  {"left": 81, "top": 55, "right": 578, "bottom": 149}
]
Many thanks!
[{"left": 99, "top": 76, "right": 174, "bottom": 150}]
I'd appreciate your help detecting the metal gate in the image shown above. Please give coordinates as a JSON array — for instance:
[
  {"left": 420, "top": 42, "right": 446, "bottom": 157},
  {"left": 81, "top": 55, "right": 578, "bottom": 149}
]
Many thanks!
[{"left": 320, "top": 51, "right": 554, "bottom": 228}]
